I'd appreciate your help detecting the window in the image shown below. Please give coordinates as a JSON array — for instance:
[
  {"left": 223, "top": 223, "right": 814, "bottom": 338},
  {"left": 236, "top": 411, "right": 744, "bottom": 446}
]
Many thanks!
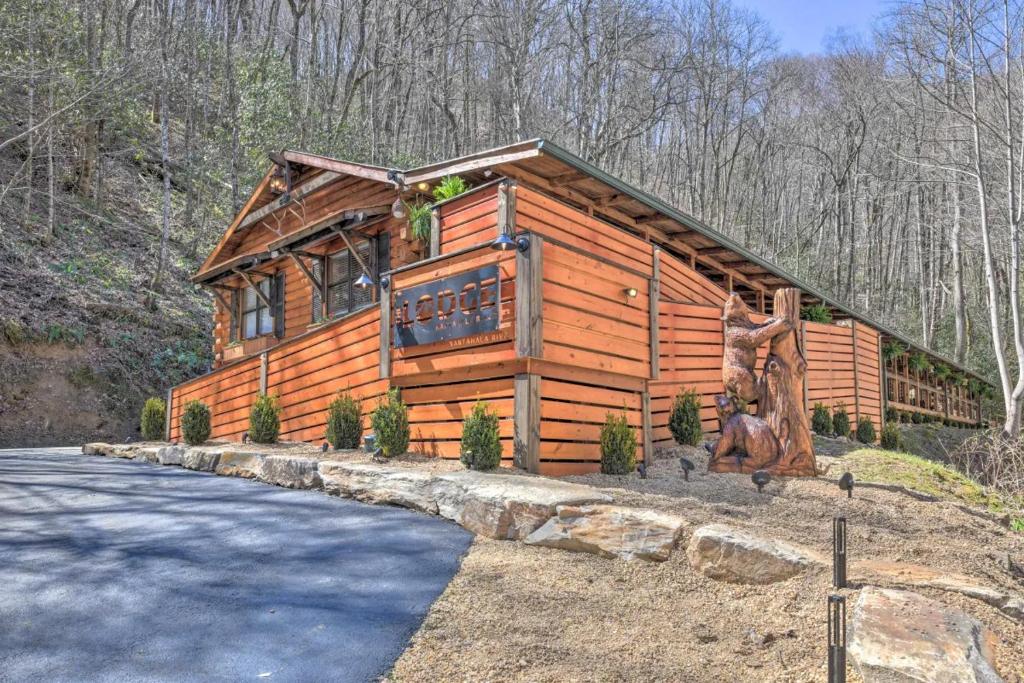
[
  {"left": 242, "top": 279, "right": 273, "bottom": 339},
  {"left": 237, "top": 273, "right": 284, "bottom": 340},
  {"left": 326, "top": 240, "right": 373, "bottom": 317}
]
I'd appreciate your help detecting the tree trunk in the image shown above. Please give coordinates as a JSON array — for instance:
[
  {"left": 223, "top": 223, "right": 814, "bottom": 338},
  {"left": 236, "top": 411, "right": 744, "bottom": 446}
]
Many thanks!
[{"left": 758, "top": 288, "right": 816, "bottom": 476}]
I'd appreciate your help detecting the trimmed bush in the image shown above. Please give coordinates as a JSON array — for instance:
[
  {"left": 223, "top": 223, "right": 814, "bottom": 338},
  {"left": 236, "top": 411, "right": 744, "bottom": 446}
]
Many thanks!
[
  {"left": 140, "top": 397, "right": 166, "bottom": 441},
  {"left": 181, "top": 400, "right": 211, "bottom": 445},
  {"left": 249, "top": 394, "right": 281, "bottom": 444},
  {"left": 372, "top": 389, "right": 409, "bottom": 458},
  {"left": 600, "top": 411, "right": 637, "bottom": 475},
  {"left": 325, "top": 392, "right": 363, "bottom": 449},
  {"left": 833, "top": 403, "right": 851, "bottom": 438},
  {"left": 668, "top": 387, "right": 703, "bottom": 446},
  {"left": 811, "top": 403, "right": 833, "bottom": 436},
  {"left": 880, "top": 421, "right": 902, "bottom": 451},
  {"left": 460, "top": 401, "right": 502, "bottom": 471},
  {"left": 856, "top": 416, "right": 877, "bottom": 444},
  {"left": 911, "top": 411, "right": 923, "bottom": 424}
]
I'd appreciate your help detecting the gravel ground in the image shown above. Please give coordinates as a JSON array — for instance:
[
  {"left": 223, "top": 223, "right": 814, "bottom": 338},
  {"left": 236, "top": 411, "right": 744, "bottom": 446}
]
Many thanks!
[{"left": 389, "top": 447, "right": 1024, "bottom": 683}]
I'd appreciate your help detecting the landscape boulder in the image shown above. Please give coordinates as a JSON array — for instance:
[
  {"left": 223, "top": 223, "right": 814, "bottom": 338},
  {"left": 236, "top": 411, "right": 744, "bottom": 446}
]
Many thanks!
[
  {"left": 107, "top": 444, "right": 138, "bottom": 459},
  {"left": 525, "top": 504, "right": 686, "bottom": 561},
  {"left": 319, "top": 461, "right": 437, "bottom": 514},
  {"left": 215, "top": 450, "right": 265, "bottom": 479},
  {"left": 133, "top": 446, "right": 162, "bottom": 464},
  {"left": 181, "top": 447, "right": 222, "bottom": 472},
  {"left": 82, "top": 443, "right": 111, "bottom": 455},
  {"left": 686, "top": 523, "right": 823, "bottom": 584},
  {"left": 157, "top": 444, "right": 186, "bottom": 466},
  {"left": 853, "top": 560, "right": 1024, "bottom": 623},
  {"left": 432, "top": 471, "right": 612, "bottom": 540},
  {"left": 850, "top": 587, "right": 1003, "bottom": 683},
  {"left": 259, "top": 455, "right": 322, "bottom": 490}
]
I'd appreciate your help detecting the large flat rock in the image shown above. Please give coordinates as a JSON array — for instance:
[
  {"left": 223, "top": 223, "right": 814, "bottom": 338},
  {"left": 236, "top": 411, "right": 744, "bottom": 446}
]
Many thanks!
[
  {"left": 853, "top": 560, "right": 1024, "bottom": 623},
  {"left": 319, "top": 461, "right": 438, "bottom": 514},
  {"left": 259, "top": 455, "right": 322, "bottom": 490},
  {"left": 432, "top": 471, "right": 612, "bottom": 540},
  {"left": 181, "top": 447, "right": 222, "bottom": 472},
  {"left": 157, "top": 445, "right": 186, "bottom": 466},
  {"left": 850, "top": 587, "right": 1003, "bottom": 683},
  {"left": 525, "top": 504, "right": 686, "bottom": 561},
  {"left": 82, "top": 443, "right": 112, "bottom": 455},
  {"left": 215, "top": 450, "right": 265, "bottom": 479},
  {"left": 686, "top": 523, "right": 823, "bottom": 584}
]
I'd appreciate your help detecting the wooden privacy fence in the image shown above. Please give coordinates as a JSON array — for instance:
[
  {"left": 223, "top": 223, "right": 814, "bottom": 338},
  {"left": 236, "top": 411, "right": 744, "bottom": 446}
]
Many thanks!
[{"left": 169, "top": 305, "right": 384, "bottom": 443}]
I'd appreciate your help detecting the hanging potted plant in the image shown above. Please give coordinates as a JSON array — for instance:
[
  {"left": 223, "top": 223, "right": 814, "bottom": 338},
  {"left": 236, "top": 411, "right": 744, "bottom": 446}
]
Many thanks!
[
  {"left": 401, "top": 175, "right": 472, "bottom": 253},
  {"left": 908, "top": 352, "right": 931, "bottom": 375}
]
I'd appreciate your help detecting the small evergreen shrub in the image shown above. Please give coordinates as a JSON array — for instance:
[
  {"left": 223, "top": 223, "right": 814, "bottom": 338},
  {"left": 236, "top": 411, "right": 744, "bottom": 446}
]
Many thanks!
[
  {"left": 249, "top": 394, "right": 281, "bottom": 444},
  {"left": 832, "top": 403, "right": 851, "bottom": 438},
  {"left": 325, "top": 391, "right": 363, "bottom": 449},
  {"left": 811, "top": 403, "right": 833, "bottom": 436},
  {"left": 911, "top": 411, "right": 924, "bottom": 424},
  {"left": 460, "top": 401, "right": 502, "bottom": 471},
  {"left": 140, "top": 397, "right": 167, "bottom": 441},
  {"left": 668, "top": 387, "right": 703, "bottom": 446},
  {"left": 600, "top": 411, "right": 637, "bottom": 475},
  {"left": 181, "top": 400, "right": 211, "bottom": 445},
  {"left": 432, "top": 175, "right": 471, "bottom": 202},
  {"left": 371, "top": 389, "right": 410, "bottom": 458},
  {"left": 856, "top": 416, "right": 877, "bottom": 444},
  {"left": 880, "top": 421, "right": 902, "bottom": 451}
]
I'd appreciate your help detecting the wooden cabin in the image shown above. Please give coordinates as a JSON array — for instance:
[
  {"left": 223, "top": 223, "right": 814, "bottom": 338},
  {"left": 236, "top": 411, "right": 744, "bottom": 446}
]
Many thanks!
[{"left": 171, "top": 140, "right": 988, "bottom": 475}]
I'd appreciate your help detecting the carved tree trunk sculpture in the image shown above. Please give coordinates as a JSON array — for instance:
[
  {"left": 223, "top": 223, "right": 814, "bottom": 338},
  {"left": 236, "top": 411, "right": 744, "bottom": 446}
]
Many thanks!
[{"left": 758, "top": 288, "right": 816, "bottom": 476}]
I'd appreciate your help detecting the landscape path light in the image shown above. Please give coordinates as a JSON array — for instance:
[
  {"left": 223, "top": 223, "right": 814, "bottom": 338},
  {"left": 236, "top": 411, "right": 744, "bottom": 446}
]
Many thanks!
[
  {"left": 752, "top": 469, "right": 770, "bottom": 493},
  {"left": 828, "top": 594, "right": 847, "bottom": 683},
  {"left": 838, "top": 472, "right": 855, "bottom": 498},
  {"left": 679, "top": 457, "right": 695, "bottom": 481}
]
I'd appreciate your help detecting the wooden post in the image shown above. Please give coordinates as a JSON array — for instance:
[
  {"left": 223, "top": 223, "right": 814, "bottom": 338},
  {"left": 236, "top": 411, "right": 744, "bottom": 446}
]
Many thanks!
[
  {"left": 851, "top": 323, "right": 861, "bottom": 426},
  {"left": 800, "top": 320, "right": 809, "bottom": 417},
  {"left": 379, "top": 282, "right": 391, "bottom": 379},
  {"left": 515, "top": 233, "right": 543, "bottom": 358},
  {"left": 878, "top": 334, "right": 888, "bottom": 421},
  {"left": 514, "top": 373, "right": 540, "bottom": 472},
  {"left": 429, "top": 208, "right": 440, "bottom": 258},
  {"left": 497, "top": 180, "right": 516, "bottom": 239},
  {"left": 259, "top": 352, "right": 268, "bottom": 394},
  {"left": 649, "top": 248, "right": 660, "bottom": 379},
  {"left": 165, "top": 387, "right": 173, "bottom": 441},
  {"left": 642, "top": 389, "right": 653, "bottom": 471}
]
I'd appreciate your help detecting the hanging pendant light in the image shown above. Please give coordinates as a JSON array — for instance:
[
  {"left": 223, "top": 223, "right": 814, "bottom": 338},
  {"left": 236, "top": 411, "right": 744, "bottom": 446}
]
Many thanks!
[
  {"left": 391, "top": 197, "right": 406, "bottom": 219},
  {"left": 355, "top": 271, "right": 375, "bottom": 289}
]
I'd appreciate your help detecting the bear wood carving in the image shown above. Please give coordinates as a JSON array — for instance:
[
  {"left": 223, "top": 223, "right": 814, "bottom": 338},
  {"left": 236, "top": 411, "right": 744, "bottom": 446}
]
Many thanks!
[{"left": 708, "top": 289, "right": 817, "bottom": 477}]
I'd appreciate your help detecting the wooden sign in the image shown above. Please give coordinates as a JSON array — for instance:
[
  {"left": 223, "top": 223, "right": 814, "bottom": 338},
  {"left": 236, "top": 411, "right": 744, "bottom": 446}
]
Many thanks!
[{"left": 393, "top": 265, "right": 500, "bottom": 347}]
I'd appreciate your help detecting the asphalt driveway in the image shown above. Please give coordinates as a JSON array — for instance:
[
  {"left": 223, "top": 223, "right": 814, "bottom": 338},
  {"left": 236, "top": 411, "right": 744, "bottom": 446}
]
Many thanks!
[{"left": 0, "top": 448, "right": 473, "bottom": 682}]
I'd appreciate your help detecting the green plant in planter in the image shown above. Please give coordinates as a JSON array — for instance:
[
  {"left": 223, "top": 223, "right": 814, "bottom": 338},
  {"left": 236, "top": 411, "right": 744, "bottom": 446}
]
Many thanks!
[
  {"left": 811, "top": 403, "right": 833, "bottom": 436},
  {"left": 371, "top": 389, "right": 409, "bottom": 458},
  {"left": 908, "top": 352, "right": 931, "bottom": 374},
  {"left": 668, "top": 387, "right": 703, "bottom": 446},
  {"left": 181, "top": 400, "right": 211, "bottom": 445},
  {"left": 856, "top": 416, "right": 876, "bottom": 444},
  {"left": 882, "top": 339, "right": 907, "bottom": 362},
  {"left": 432, "top": 175, "right": 471, "bottom": 202},
  {"left": 140, "top": 397, "right": 167, "bottom": 441},
  {"left": 325, "top": 391, "right": 363, "bottom": 449},
  {"left": 600, "top": 411, "right": 637, "bottom": 475},
  {"left": 800, "top": 304, "right": 832, "bottom": 324},
  {"left": 249, "top": 394, "right": 281, "bottom": 444},
  {"left": 933, "top": 363, "right": 952, "bottom": 382},
  {"left": 460, "top": 401, "right": 502, "bottom": 471},
  {"left": 407, "top": 203, "right": 433, "bottom": 242},
  {"left": 880, "top": 421, "right": 902, "bottom": 450},
  {"left": 832, "top": 403, "right": 851, "bottom": 438}
]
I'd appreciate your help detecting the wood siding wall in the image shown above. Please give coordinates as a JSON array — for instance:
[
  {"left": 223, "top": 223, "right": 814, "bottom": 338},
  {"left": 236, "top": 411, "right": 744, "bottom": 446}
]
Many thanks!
[
  {"left": 804, "top": 320, "right": 882, "bottom": 436},
  {"left": 170, "top": 307, "right": 383, "bottom": 443}
]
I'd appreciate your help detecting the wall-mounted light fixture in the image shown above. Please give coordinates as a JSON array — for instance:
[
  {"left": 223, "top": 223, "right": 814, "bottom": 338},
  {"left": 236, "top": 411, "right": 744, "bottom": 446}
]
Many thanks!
[
  {"left": 416, "top": 181, "right": 431, "bottom": 192},
  {"left": 623, "top": 286, "right": 639, "bottom": 299},
  {"left": 354, "top": 272, "right": 375, "bottom": 289},
  {"left": 491, "top": 233, "right": 515, "bottom": 251}
]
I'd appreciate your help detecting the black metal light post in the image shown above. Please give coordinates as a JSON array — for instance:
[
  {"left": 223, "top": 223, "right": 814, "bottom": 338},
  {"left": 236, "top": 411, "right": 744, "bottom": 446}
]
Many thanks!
[
  {"left": 833, "top": 517, "right": 847, "bottom": 588},
  {"left": 828, "top": 594, "right": 847, "bottom": 683}
]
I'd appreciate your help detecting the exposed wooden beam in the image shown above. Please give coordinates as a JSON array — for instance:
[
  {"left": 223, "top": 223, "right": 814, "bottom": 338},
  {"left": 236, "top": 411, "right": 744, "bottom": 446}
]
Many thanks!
[
  {"left": 282, "top": 151, "right": 393, "bottom": 184},
  {"left": 287, "top": 252, "right": 323, "bottom": 292},
  {"left": 332, "top": 225, "right": 372, "bottom": 277},
  {"left": 547, "top": 170, "right": 588, "bottom": 186}
]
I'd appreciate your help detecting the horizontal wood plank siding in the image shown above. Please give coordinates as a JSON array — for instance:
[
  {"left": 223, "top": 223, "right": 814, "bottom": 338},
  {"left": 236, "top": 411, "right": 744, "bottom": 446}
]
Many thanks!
[
  {"left": 403, "top": 377, "right": 516, "bottom": 462},
  {"left": 169, "top": 356, "right": 262, "bottom": 442},
  {"left": 437, "top": 184, "right": 500, "bottom": 253}
]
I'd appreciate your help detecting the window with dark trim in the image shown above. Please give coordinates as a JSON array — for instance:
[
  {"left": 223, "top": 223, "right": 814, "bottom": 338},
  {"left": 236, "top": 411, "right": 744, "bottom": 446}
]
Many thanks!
[
  {"left": 325, "top": 239, "right": 373, "bottom": 318},
  {"left": 237, "top": 273, "right": 285, "bottom": 340}
]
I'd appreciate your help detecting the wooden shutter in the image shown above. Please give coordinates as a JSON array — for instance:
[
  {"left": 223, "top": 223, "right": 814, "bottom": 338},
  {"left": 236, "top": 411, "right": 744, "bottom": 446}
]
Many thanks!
[
  {"left": 272, "top": 272, "right": 286, "bottom": 338},
  {"left": 311, "top": 257, "right": 324, "bottom": 324},
  {"left": 376, "top": 231, "right": 390, "bottom": 275},
  {"left": 229, "top": 289, "right": 239, "bottom": 343}
]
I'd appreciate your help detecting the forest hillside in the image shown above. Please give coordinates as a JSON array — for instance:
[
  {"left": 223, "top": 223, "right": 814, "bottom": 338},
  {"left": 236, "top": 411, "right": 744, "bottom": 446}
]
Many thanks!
[{"left": 2, "top": 0, "right": 1023, "bottom": 443}]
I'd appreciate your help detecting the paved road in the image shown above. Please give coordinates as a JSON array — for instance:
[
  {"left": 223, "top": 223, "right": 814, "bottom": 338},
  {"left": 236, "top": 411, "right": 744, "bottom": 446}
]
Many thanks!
[{"left": 0, "top": 448, "right": 473, "bottom": 683}]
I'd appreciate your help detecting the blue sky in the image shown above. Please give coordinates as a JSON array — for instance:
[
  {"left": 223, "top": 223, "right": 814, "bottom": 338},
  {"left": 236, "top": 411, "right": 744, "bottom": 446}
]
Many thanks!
[{"left": 738, "top": 0, "right": 889, "bottom": 54}]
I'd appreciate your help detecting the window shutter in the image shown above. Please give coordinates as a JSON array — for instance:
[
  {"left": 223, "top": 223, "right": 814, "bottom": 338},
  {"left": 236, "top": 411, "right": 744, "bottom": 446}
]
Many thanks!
[
  {"left": 273, "top": 272, "right": 286, "bottom": 338},
  {"left": 311, "top": 258, "right": 324, "bottom": 324},
  {"left": 229, "top": 289, "right": 239, "bottom": 343},
  {"left": 352, "top": 242, "right": 373, "bottom": 309},
  {"left": 376, "top": 231, "right": 390, "bottom": 275}
]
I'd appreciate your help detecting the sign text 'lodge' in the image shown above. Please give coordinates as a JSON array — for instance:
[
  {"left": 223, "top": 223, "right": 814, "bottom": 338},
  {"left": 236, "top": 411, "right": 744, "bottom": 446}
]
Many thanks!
[{"left": 393, "top": 265, "right": 501, "bottom": 347}]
